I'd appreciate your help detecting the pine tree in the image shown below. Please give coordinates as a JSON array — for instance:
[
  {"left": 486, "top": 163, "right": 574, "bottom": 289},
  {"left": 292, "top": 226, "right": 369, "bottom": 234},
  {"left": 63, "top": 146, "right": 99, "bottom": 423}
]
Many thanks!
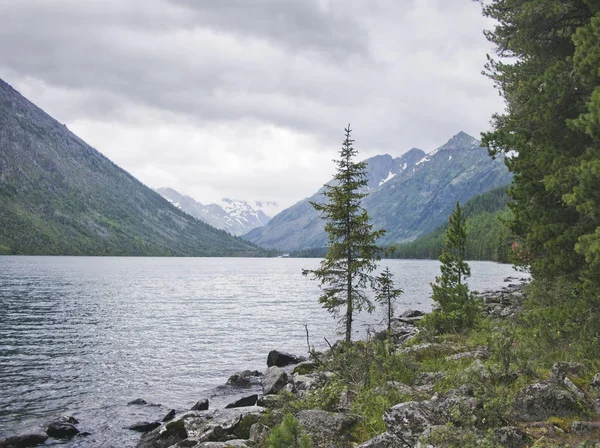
[
  {"left": 480, "top": 0, "right": 600, "bottom": 281},
  {"left": 303, "top": 125, "right": 385, "bottom": 343},
  {"left": 374, "top": 267, "right": 403, "bottom": 337},
  {"left": 425, "top": 201, "right": 478, "bottom": 333}
]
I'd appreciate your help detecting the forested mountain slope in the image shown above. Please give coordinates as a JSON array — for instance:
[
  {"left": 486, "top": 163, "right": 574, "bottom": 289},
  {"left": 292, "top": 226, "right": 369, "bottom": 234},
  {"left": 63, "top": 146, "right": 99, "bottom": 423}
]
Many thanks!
[{"left": 0, "top": 79, "right": 263, "bottom": 256}]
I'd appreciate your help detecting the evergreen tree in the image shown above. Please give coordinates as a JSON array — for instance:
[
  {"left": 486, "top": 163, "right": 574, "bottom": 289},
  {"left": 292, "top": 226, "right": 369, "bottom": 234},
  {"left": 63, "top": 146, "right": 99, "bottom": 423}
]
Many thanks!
[
  {"left": 303, "top": 125, "right": 385, "bottom": 343},
  {"left": 424, "top": 201, "right": 478, "bottom": 333},
  {"left": 480, "top": 0, "right": 600, "bottom": 281},
  {"left": 266, "top": 413, "right": 312, "bottom": 448},
  {"left": 374, "top": 267, "right": 403, "bottom": 337}
]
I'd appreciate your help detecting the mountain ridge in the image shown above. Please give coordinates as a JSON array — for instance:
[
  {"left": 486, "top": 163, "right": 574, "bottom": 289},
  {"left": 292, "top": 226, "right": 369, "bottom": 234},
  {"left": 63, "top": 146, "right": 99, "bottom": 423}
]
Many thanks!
[
  {"left": 0, "top": 78, "right": 264, "bottom": 256},
  {"left": 243, "top": 131, "right": 511, "bottom": 251},
  {"left": 155, "top": 187, "right": 273, "bottom": 236}
]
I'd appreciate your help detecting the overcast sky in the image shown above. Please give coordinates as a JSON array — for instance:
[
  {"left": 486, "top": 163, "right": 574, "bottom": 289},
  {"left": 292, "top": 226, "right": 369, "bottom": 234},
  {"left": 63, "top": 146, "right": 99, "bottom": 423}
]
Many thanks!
[{"left": 0, "top": 0, "right": 502, "bottom": 212}]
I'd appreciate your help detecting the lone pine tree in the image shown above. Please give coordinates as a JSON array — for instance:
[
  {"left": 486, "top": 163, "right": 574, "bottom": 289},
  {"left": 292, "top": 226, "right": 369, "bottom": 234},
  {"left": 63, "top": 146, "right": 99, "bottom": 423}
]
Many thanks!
[
  {"left": 303, "top": 125, "right": 384, "bottom": 343},
  {"left": 425, "top": 201, "right": 478, "bottom": 333}
]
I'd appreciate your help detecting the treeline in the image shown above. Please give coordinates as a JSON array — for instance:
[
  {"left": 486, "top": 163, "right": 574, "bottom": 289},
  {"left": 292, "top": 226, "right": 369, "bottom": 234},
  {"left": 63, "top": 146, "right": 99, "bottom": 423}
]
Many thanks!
[
  {"left": 389, "top": 186, "right": 514, "bottom": 262},
  {"left": 290, "top": 186, "right": 514, "bottom": 262}
]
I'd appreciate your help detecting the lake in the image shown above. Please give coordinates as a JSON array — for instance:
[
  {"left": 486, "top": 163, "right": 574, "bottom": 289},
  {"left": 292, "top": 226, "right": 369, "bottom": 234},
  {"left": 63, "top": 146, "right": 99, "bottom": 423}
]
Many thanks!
[{"left": 0, "top": 257, "right": 525, "bottom": 447}]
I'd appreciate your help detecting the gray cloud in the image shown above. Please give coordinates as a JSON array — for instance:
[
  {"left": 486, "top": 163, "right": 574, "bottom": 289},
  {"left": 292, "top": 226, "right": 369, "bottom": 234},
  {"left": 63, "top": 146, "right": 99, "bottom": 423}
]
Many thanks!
[{"left": 0, "top": 0, "right": 503, "bottom": 209}]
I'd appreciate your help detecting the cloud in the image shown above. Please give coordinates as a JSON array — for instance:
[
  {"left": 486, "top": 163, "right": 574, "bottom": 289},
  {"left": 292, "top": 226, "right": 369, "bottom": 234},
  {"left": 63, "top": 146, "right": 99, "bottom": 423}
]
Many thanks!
[{"left": 0, "top": 0, "right": 503, "bottom": 210}]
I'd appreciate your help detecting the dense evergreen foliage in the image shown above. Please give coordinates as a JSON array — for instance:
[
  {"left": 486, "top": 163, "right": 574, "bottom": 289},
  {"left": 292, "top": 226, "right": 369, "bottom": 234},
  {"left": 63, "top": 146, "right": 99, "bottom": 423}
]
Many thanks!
[
  {"left": 374, "top": 267, "right": 403, "bottom": 337},
  {"left": 481, "top": 0, "right": 600, "bottom": 281},
  {"left": 422, "top": 202, "right": 479, "bottom": 333},
  {"left": 303, "top": 126, "right": 384, "bottom": 343},
  {"left": 391, "top": 185, "right": 514, "bottom": 261},
  {"left": 0, "top": 79, "right": 265, "bottom": 257}
]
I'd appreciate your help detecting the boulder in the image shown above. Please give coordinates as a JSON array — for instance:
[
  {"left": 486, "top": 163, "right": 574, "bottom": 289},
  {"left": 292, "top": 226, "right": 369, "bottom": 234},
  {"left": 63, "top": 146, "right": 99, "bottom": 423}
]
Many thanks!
[
  {"left": 383, "top": 401, "right": 438, "bottom": 446},
  {"left": 249, "top": 423, "right": 269, "bottom": 445},
  {"left": 191, "top": 399, "right": 209, "bottom": 411},
  {"left": 433, "top": 387, "right": 478, "bottom": 426},
  {"left": 196, "top": 441, "right": 249, "bottom": 447},
  {"left": 137, "top": 407, "right": 264, "bottom": 448},
  {"left": 46, "top": 416, "right": 80, "bottom": 439},
  {"left": 224, "top": 394, "right": 258, "bottom": 408},
  {"left": 571, "top": 421, "right": 600, "bottom": 436},
  {"left": 0, "top": 434, "right": 48, "bottom": 448},
  {"left": 296, "top": 410, "right": 361, "bottom": 448},
  {"left": 262, "top": 366, "right": 289, "bottom": 395},
  {"left": 564, "top": 377, "right": 585, "bottom": 400},
  {"left": 128, "top": 398, "right": 148, "bottom": 405},
  {"left": 293, "top": 374, "right": 318, "bottom": 392},
  {"left": 356, "top": 432, "right": 404, "bottom": 447},
  {"left": 513, "top": 382, "right": 580, "bottom": 422},
  {"left": 591, "top": 373, "right": 600, "bottom": 390},
  {"left": 128, "top": 421, "right": 161, "bottom": 433},
  {"left": 226, "top": 370, "right": 262, "bottom": 387},
  {"left": 446, "top": 347, "right": 489, "bottom": 361},
  {"left": 162, "top": 409, "right": 177, "bottom": 422},
  {"left": 267, "top": 350, "right": 306, "bottom": 367},
  {"left": 551, "top": 362, "right": 585, "bottom": 383},
  {"left": 492, "top": 426, "right": 531, "bottom": 448},
  {"left": 292, "top": 361, "right": 317, "bottom": 375}
]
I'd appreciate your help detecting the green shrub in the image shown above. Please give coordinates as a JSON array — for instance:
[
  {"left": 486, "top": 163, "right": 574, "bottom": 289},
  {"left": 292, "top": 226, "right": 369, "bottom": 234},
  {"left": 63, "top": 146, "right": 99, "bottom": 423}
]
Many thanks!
[{"left": 266, "top": 413, "right": 313, "bottom": 448}]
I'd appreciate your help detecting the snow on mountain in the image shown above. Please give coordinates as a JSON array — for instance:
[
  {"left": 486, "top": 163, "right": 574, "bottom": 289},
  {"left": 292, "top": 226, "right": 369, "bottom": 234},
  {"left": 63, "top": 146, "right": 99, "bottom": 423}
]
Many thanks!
[{"left": 155, "top": 188, "right": 274, "bottom": 236}]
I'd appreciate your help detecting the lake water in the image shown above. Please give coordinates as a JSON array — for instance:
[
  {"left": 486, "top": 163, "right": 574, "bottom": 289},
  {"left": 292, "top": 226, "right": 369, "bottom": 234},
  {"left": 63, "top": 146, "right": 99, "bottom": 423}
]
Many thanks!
[{"left": 0, "top": 257, "right": 525, "bottom": 447}]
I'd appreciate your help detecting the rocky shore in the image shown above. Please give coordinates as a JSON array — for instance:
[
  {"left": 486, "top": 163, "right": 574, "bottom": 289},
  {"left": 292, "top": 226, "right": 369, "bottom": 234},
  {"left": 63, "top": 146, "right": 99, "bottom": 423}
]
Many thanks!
[{"left": 4, "top": 278, "right": 600, "bottom": 447}]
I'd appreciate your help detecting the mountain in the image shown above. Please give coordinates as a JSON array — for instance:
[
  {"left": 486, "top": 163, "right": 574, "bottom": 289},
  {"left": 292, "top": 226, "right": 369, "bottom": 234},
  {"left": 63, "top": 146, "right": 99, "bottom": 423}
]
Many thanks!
[
  {"left": 155, "top": 187, "right": 273, "bottom": 236},
  {"left": 0, "top": 79, "right": 263, "bottom": 256},
  {"left": 390, "top": 185, "right": 514, "bottom": 262},
  {"left": 243, "top": 132, "right": 512, "bottom": 251}
]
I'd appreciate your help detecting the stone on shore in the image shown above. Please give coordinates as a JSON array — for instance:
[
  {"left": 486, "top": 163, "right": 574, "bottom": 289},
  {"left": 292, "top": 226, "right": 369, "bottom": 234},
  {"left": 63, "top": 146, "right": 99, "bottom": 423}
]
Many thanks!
[
  {"left": 226, "top": 370, "right": 262, "bottom": 387},
  {"left": 128, "top": 421, "right": 161, "bottom": 433},
  {"left": 224, "top": 394, "right": 258, "bottom": 408},
  {"left": 191, "top": 399, "right": 209, "bottom": 411},
  {"left": 262, "top": 366, "right": 289, "bottom": 395},
  {"left": 46, "top": 416, "right": 80, "bottom": 439},
  {"left": 162, "top": 409, "right": 177, "bottom": 422},
  {"left": 296, "top": 410, "right": 361, "bottom": 448},
  {"left": 0, "top": 434, "right": 48, "bottom": 448},
  {"left": 267, "top": 350, "right": 306, "bottom": 367}
]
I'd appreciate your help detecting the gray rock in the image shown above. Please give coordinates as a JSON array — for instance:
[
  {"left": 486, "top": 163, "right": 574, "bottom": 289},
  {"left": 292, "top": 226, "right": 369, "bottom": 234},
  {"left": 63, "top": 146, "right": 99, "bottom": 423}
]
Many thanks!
[
  {"left": 46, "top": 417, "right": 80, "bottom": 439},
  {"left": 296, "top": 410, "right": 361, "bottom": 448},
  {"left": 191, "top": 399, "right": 209, "bottom": 411},
  {"left": 0, "top": 434, "right": 48, "bottom": 448},
  {"left": 249, "top": 423, "right": 269, "bottom": 445},
  {"left": 571, "top": 421, "right": 600, "bottom": 436},
  {"left": 383, "top": 401, "right": 437, "bottom": 446},
  {"left": 137, "top": 408, "right": 264, "bottom": 448},
  {"left": 224, "top": 394, "right": 258, "bottom": 408},
  {"left": 128, "top": 398, "right": 148, "bottom": 405},
  {"left": 262, "top": 366, "right": 289, "bottom": 395},
  {"left": 162, "top": 409, "right": 177, "bottom": 422},
  {"left": 267, "top": 350, "right": 307, "bottom": 367},
  {"left": 564, "top": 377, "right": 585, "bottom": 400},
  {"left": 446, "top": 347, "right": 489, "bottom": 361},
  {"left": 595, "top": 398, "right": 600, "bottom": 413},
  {"left": 591, "top": 373, "right": 600, "bottom": 389},
  {"left": 433, "top": 387, "right": 478, "bottom": 426},
  {"left": 551, "top": 362, "right": 584, "bottom": 383},
  {"left": 128, "top": 421, "right": 161, "bottom": 433},
  {"left": 293, "top": 374, "right": 318, "bottom": 392},
  {"left": 196, "top": 441, "right": 249, "bottom": 447},
  {"left": 513, "top": 382, "right": 580, "bottom": 421},
  {"left": 356, "top": 432, "right": 405, "bottom": 447},
  {"left": 492, "top": 426, "right": 531, "bottom": 448},
  {"left": 226, "top": 370, "right": 262, "bottom": 387},
  {"left": 292, "top": 361, "right": 317, "bottom": 375}
]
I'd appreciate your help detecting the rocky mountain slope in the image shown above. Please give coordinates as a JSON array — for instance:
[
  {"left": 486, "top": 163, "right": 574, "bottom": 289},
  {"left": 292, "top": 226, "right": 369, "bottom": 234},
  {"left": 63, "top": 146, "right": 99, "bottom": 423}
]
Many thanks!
[
  {"left": 243, "top": 132, "right": 512, "bottom": 251},
  {"left": 0, "top": 79, "right": 263, "bottom": 256},
  {"left": 155, "top": 187, "right": 273, "bottom": 236}
]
